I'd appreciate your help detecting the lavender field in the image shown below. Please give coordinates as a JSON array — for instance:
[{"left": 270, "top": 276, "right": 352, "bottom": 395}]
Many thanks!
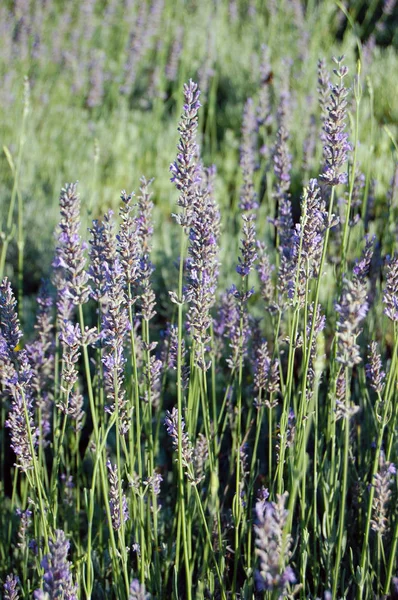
[{"left": 1, "top": 1, "right": 398, "bottom": 599}]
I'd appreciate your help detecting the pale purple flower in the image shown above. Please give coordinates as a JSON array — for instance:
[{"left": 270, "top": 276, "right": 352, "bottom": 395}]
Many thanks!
[
  {"left": 53, "top": 183, "right": 90, "bottom": 308},
  {"left": 87, "top": 49, "right": 105, "bottom": 108},
  {"left": 129, "top": 579, "right": 150, "bottom": 600},
  {"left": 295, "top": 178, "right": 328, "bottom": 303},
  {"left": 185, "top": 166, "right": 220, "bottom": 369},
  {"left": 118, "top": 190, "right": 141, "bottom": 292},
  {"left": 34, "top": 530, "right": 78, "bottom": 600},
  {"left": 320, "top": 57, "right": 351, "bottom": 186},
  {"left": 3, "top": 574, "right": 20, "bottom": 600},
  {"left": 137, "top": 177, "right": 156, "bottom": 322},
  {"left": 5, "top": 351, "right": 38, "bottom": 473},
  {"left": 165, "top": 25, "right": 183, "bottom": 82},
  {"left": 253, "top": 341, "right": 279, "bottom": 409},
  {"left": 0, "top": 278, "right": 22, "bottom": 350},
  {"left": 16, "top": 506, "right": 32, "bottom": 553},
  {"left": 101, "top": 256, "right": 131, "bottom": 435},
  {"left": 256, "top": 242, "right": 275, "bottom": 308},
  {"left": 239, "top": 97, "right": 258, "bottom": 211},
  {"left": 335, "top": 277, "right": 368, "bottom": 367},
  {"left": 170, "top": 79, "right": 201, "bottom": 228},
  {"left": 366, "top": 342, "right": 385, "bottom": 395},
  {"left": 383, "top": 254, "right": 398, "bottom": 321},
  {"left": 353, "top": 235, "right": 375, "bottom": 284},
  {"left": 254, "top": 492, "right": 296, "bottom": 595},
  {"left": 317, "top": 59, "right": 330, "bottom": 141},
  {"left": 144, "top": 472, "right": 163, "bottom": 496},
  {"left": 257, "top": 45, "right": 273, "bottom": 128},
  {"left": 165, "top": 407, "right": 193, "bottom": 471},
  {"left": 107, "top": 459, "right": 129, "bottom": 531},
  {"left": 236, "top": 214, "right": 258, "bottom": 277},
  {"left": 371, "top": 453, "right": 396, "bottom": 536}
]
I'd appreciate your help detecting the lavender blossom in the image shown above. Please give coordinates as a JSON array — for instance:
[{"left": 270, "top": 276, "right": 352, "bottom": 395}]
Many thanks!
[
  {"left": 107, "top": 460, "right": 129, "bottom": 531},
  {"left": 256, "top": 242, "right": 275, "bottom": 308},
  {"left": 170, "top": 79, "right": 201, "bottom": 228},
  {"left": 16, "top": 506, "right": 32, "bottom": 553},
  {"left": 88, "top": 218, "right": 107, "bottom": 303},
  {"left": 53, "top": 183, "right": 90, "bottom": 308},
  {"left": 253, "top": 341, "right": 279, "bottom": 408},
  {"left": 120, "top": 3, "right": 148, "bottom": 96},
  {"left": 319, "top": 57, "right": 351, "bottom": 186},
  {"left": 383, "top": 254, "right": 398, "bottom": 321},
  {"left": 353, "top": 235, "right": 375, "bottom": 285},
  {"left": 165, "top": 407, "right": 193, "bottom": 473},
  {"left": 34, "top": 530, "right": 78, "bottom": 600},
  {"left": 137, "top": 177, "right": 156, "bottom": 321},
  {"left": 25, "top": 282, "right": 54, "bottom": 442},
  {"left": 317, "top": 59, "right": 330, "bottom": 140},
  {"left": 129, "top": 579, "right": 150, "bottom": 600},
  {"left": 5, "top": 352, "right": 38, "bottom": 473},
  {"left": 87, "top": 50, "right": 105, "bottom": 108},
  {"left": 273, "top": 122, "right": 291, "bottom": 200},
  {"left": 193, "top": 433, "right": 209, "bottom": 483},
  {"left": 215, "top": 286, "right": 250, "bottom": 371},
  {"left": 254, "top": 492, "right": 296, "bottom": 595},
  {"left": 118, "top": 191, "right": 141, "bottom": 293},
  {"left": 366, "top": 342, "right": 385, "bottom": 395},
  {"left": 3, "top": 574, "right": 20, "bottom": 600},
  {"left": 186, "top": 167, "right": 220, "bottom": 369},
  {"left": 295, "top": 179, "right": 328, "bottom": 303},
  {"left": 239, "top": 97, "right": 258, "bottom": 211},
  {"left": 165, "top": 26, "right": 183, "bottom": 82},
  {"left": 144, "top": 472, "right": 163, "bottom": 496},
  {"left": 143, "top": 355, "right": 162, "bottom": 409},
  {"left": 236, "top": 214, "right": 258, "bottom": 277},
  {"left": 0, "top": 278, "right": 22, "bottom": 350},
  {"left": 257, "top": 45, "right": 273, "bottom": 128},
  {"left": 371, "top": 453, "right": 396, "bottom": 536},
  {"left": 335, "top": 277, "right": 368, "bottom": 367},
  {"left": 102, "top": 255, "right": 131, "bottom": 435},
  {"left": 59, "top": 321, "right": 81, "bottom": 392}
]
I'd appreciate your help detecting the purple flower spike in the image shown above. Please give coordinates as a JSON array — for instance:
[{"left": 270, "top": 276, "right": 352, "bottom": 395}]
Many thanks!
[
  {"left": 107, "top": 459, "right": 129, "bottom": 531},
  {"left": 4, "top": 574, "right": 20, "bottom": 600},
  {"left": 239, "top": 97, "right": 258, "bottom": 212},
  {"left": 0, "top": 278, "right": 22, "bottom": 350},
  {"left": 34, "top": 530, "right": 78, "bottom": 600},
  {"left": 319, "top": 57, "right": 351, "bottom": 187},
  {"left": 170, "top": 79, "right": 201, "bottom": 228},
  {"left": 335, "top": 277, "right": 368, "bottom": 367},
  {"left": 383, "top": 254, "right": 398, "bottom": 322},
  {"left": 53, "top": 183, "right": 90, "bottom": 312},
  {"left": 129, "top": 579, "right": 150, "bottom": 600},
  {"left": 254, "top": 492, "right": 296, "bottom": 595}
]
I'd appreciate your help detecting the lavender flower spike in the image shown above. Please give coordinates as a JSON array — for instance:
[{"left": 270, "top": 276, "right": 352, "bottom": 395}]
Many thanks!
[
  {"left": 33, "top": 529, "right": 78, "bottom": 600},
  {"left": 3, "top": 574, "right": 20, "bottom": 600},
  {"left": 319, "top": 56, "right": 351, "bottom": 186},
  {"left": 165, "top": 407, "right": 193, "bottom": 470},
  {"left": 170, "top": 79, "right": 201, "bottom": 227},
  {"left": 107, "top": 459, "right": 129, "bottom": 531},
  {"left": 383, "top": 253, "right": 398, "bottom": 322},
  {"left": 335, "top": 277, "right": 368, "bottom": 367},
  {"left": 254, "top": 492, "right": 296, "bottom": 595},
  {"left": 0, "top": 277, "right": 22, "bottom": 350},
  {"left": 129, "top": 579, "right": 151, "bottom": 600}
]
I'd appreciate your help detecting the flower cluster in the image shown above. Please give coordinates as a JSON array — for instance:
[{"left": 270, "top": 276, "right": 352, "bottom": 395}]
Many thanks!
[
  {"left": 254, "top": 492, "right": 296, "bottom": 595},
  {"left": 107, "top": 460, "right": 129, "bottom": 531},
  {"left": 34, "top": 530, "right": 78, "bottom": 600},
  {"left": 319, "top": 57, "right": 351, "bottom": 186},
  {"left": 170, "top": 79, "right": 201, "bottom": 228}
]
